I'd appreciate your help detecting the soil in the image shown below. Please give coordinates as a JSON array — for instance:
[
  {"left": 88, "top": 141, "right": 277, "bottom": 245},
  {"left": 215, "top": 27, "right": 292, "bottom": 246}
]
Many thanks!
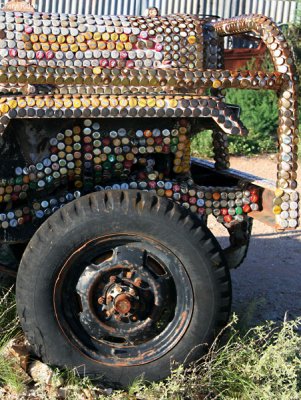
[{"left": 209, "top": 155, "right": 301, "bottom": 327}]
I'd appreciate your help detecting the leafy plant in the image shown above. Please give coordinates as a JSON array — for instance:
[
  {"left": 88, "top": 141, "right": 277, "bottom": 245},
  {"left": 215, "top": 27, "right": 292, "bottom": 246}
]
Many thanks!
[
  {"left": 0, "top": 286, "right": 25, "bottom": 394},
  {"left": 123, "top": 316, "right": 301, "bottom": 400},
  {"left": 225, "top": 89, "right": 278, "bottom": 155},
  {"left": 190, "top": 129, "right": 214, "bottom": 158}
]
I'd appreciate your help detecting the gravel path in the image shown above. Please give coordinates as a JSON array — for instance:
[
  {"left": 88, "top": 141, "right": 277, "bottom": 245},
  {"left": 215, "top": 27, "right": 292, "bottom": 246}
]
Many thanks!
[{"left": 210, "top": 156, "right": 301, "bottom": 326}]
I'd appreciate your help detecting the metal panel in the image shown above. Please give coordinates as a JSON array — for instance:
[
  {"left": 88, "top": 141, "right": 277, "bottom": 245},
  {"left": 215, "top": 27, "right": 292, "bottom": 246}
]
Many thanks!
[{"left": 0, "top": 0, "right": 298, "bottom": 23}]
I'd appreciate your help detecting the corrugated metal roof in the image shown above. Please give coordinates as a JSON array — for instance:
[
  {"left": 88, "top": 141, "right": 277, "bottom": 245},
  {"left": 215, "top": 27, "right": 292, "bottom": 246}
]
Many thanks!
[{"left": 1, "top": 0, "right": 298, "bottom": 23}]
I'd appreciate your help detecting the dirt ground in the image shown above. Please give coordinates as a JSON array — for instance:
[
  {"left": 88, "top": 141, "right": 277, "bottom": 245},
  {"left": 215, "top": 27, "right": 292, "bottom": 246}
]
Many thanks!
[{"left": 210, "top": 155, "right": 301, "bottom": 327}]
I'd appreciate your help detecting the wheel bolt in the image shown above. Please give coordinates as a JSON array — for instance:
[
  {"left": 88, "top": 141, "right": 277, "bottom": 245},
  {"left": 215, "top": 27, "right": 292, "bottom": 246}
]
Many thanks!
[
  {"left": 97, "top": 296, "right": 105, "bottom": 305},
  {"left": 134, "top": 278, "right": 142, "bottom": 287},
  {"left": 107, "top": 295, "right": 113, "bottom": 303}
]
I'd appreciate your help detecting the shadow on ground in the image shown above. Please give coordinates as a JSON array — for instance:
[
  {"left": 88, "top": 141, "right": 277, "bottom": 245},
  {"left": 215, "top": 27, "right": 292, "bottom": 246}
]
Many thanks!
[{"left": 220, "top": 229, "right": 301, "bottom": 327}]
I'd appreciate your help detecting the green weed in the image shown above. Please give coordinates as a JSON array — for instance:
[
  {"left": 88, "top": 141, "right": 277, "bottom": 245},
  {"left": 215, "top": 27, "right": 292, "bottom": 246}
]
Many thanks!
[
  {"left": 126, "top": 316, "right": 301, "bottom": 400},
  {"left": 1, "top": 289, "right": 301, "bottom": 399},
  {"left": 0, "top": 286, "right": 25, "bottom": 395}
]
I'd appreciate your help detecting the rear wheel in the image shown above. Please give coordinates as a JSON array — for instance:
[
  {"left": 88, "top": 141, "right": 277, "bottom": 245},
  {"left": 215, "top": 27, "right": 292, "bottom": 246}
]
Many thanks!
[{"left": 16, "top": 190, "right": 231, "bottom": 387}]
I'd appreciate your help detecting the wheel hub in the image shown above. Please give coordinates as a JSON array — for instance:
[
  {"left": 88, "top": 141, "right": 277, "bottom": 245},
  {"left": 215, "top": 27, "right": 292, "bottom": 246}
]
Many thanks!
[
  {"left": 76, "top": 248, "right": 159, "bottom": 341},
  {"left": 97, "top": 275, "right": 142, "bottom": 321},
  {"left": 55, "top": 236, "right": 193, "bottom": 365},
  {"left": 114, "top": 294, "right": 133, "bottom": 314}
]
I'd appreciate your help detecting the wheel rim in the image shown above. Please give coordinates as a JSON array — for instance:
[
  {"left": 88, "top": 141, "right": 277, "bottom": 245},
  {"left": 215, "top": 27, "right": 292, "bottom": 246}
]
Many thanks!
[{"left": 53, "top": 234, "right": 194, "bottom": 366}]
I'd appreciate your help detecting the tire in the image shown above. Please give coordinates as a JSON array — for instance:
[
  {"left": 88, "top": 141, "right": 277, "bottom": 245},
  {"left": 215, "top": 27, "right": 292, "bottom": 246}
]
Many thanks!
[{"left": 16, "top": 190, "right": 231, "bottom": 388}]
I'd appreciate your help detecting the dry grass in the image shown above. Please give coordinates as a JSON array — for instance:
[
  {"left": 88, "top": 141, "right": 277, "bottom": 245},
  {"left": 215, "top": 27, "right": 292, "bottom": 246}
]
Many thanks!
[{"left": 0, "top": 285, "right": 301, "bottom": 399}]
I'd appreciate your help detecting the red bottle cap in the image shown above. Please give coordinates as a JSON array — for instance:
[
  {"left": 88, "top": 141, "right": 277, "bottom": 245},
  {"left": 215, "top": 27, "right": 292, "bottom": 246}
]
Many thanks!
[
  {"left": 224, "top": 215, "right": 233, "bottom": 223},
  {"left": 242, "top": 204, "right": 251, "bottom": 213}
]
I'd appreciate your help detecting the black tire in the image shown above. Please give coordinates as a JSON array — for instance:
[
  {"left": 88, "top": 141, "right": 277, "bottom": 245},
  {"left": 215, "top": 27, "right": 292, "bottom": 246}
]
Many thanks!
[{"left": 16, "top": 190, "right": 231, "bottom": 387}]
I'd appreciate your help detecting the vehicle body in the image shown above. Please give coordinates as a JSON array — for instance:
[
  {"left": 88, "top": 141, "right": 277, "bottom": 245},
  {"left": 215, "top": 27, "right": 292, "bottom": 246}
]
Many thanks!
[{"left": 0, "top": 2, "right": 298, "bottom": 387}]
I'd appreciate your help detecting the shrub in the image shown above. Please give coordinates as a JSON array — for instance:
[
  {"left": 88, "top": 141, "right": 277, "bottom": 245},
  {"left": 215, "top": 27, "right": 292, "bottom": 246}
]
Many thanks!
[
  {"left": 225, "top": 89, "right": 278, "bottom": 155},
  {"left": 190, "top": 129, "right": 214, "bottom": 158}
]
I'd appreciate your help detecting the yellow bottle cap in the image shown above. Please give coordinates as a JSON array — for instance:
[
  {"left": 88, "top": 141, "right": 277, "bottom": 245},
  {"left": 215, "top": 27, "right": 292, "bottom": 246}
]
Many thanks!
[
  {"left": 119, "top": 98, "right": 128, "bottom": 107},
  {"left": 168, "top": 99, "right": 177, "bottom": 108},
  {"left": 91, "top": 97, "right": 100, "bottom": 108},
  {"left": 77, "top": 34, "right": 85, "bottom": 43},
  {"left": 110, "top": 98, "right": 119, "bottom": 107},
  {"left": 48, "top": 34, "right": 56, "bottom": 43},
  {"left": 273, "top": 205, "right": 281, "bottom": 214},
  {"left": 101, "top": 98, "right": 109, "bottom": 107},
  {"left": 93, "top": 67, "right": 102, "bottom": 75},
  {"left": 70, "top": 44, "right": 79, "bottom": 52},
  {"left": 30, "top": 34, "right": 39, "bottom": 43},
  {"left": 36, "top": 99, "right": 45, "bottom": 108},
  {"left": 0, "top": 103, "right": 9, "bottom": 113},
  {"left": 187, "top": 36, "right": 196, "bottom": 44},
  {"left": 129, "top": 98, "right": 138, "bottom": 107},
  {"left": 275, "top": 188, "right": 284, "bottom": 197},
  {"left": 58, "top": 35, "right": 66, "bottom": 44},
  {"left": 45, "top": 98, "right": 54, "bottom": 108},
  {"left": 93, "top": 32, "right": 102, "bottom": 41},
  {"left": 80, "top": 98, "right": 90, "bottom": 108},
  {"left": 102, "top": 32, "right": 110, "bottom": 41},
  {"left": 73, "top": 99, "right": 82, "bottom": 108},
  {"left": 111, "top": 33, "right": 119, "bottom": 41},
  {"left": 156, "top": 99, "right": 165, "bottom": 108},
  {"left": 147, "top": 98, "right": 156, "bottom": 107},
  {"left": 18, "top": 99, "right": 27, "bottom": 108},
  {"left": 138, "top": 98, "right": 147, "bottom": 107},
  {"left": 67, "top": 35, "right": 75, "bottom": 44},
  {"left": 120, "top": 33, "right": 128, "bottom": 42},
  {"left": 212, "top": 80, "right": 222, "bottom": 89},
  {"left": 84, "top": 31, "right": 93, "bottom": 40},
  {"left": 98, "top": 41, "right": 106, "bottom": 50},
  {"left": 116, "top": 42, "right": 124, "bottom": 51},
  {"left": 39, "top": 34, "right": 48, "bottom": 43},
  {"left": 124, "top": 42, "right": 132, "bottom": 51},
  {"left": 27, "top": 97, "right": 36, "bottom": 107},
  {"left": 8, "top": 99, "right": 17, "bottom": 109}
]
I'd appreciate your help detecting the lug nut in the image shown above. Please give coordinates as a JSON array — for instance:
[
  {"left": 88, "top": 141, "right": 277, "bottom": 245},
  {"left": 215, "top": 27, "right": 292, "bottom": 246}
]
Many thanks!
[
  {"left": 107, "top": 295, "right": 113, "bottom": 303},
  {"left": 134, "top": 278, "right": 142, "bottom": 287},
  {"left": 126, "top": 271, "right": 134, "bottom": 279},
  {"left": 97, "top": 296, "right": 105, "bottom": 305}
]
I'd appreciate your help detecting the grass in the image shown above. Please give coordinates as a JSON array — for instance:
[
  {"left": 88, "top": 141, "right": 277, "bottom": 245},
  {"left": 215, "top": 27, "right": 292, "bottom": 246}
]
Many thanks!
[
  {"left": 0, "top": 286, "right": 26, "bottom": 395},
  {"left": 0, "top": 286, "right": 301, "bottom": 399},
  {"left": 115, "top": 315, "right": 301, "bottom": 400}
]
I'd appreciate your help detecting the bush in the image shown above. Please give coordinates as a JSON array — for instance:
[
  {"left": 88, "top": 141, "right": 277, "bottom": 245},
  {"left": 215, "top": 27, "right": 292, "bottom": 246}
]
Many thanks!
[
  {"left": 190, "top": 87, "right": 279, "bottom": 157},
  {"left": 190, "top": 129, "right": 214, "bottom": 158},
  {"left": 225, "top": 89, "right": 278, "bottom": 155}
]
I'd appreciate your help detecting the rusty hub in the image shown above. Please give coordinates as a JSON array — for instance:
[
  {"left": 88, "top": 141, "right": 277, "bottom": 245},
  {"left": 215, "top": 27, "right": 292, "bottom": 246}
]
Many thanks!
[
  {"left": 53, "top": 235, "right": 193, "bottom": 366},
  {"left": 114, "top": 294, "right": 132, "bottom": 314}
]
